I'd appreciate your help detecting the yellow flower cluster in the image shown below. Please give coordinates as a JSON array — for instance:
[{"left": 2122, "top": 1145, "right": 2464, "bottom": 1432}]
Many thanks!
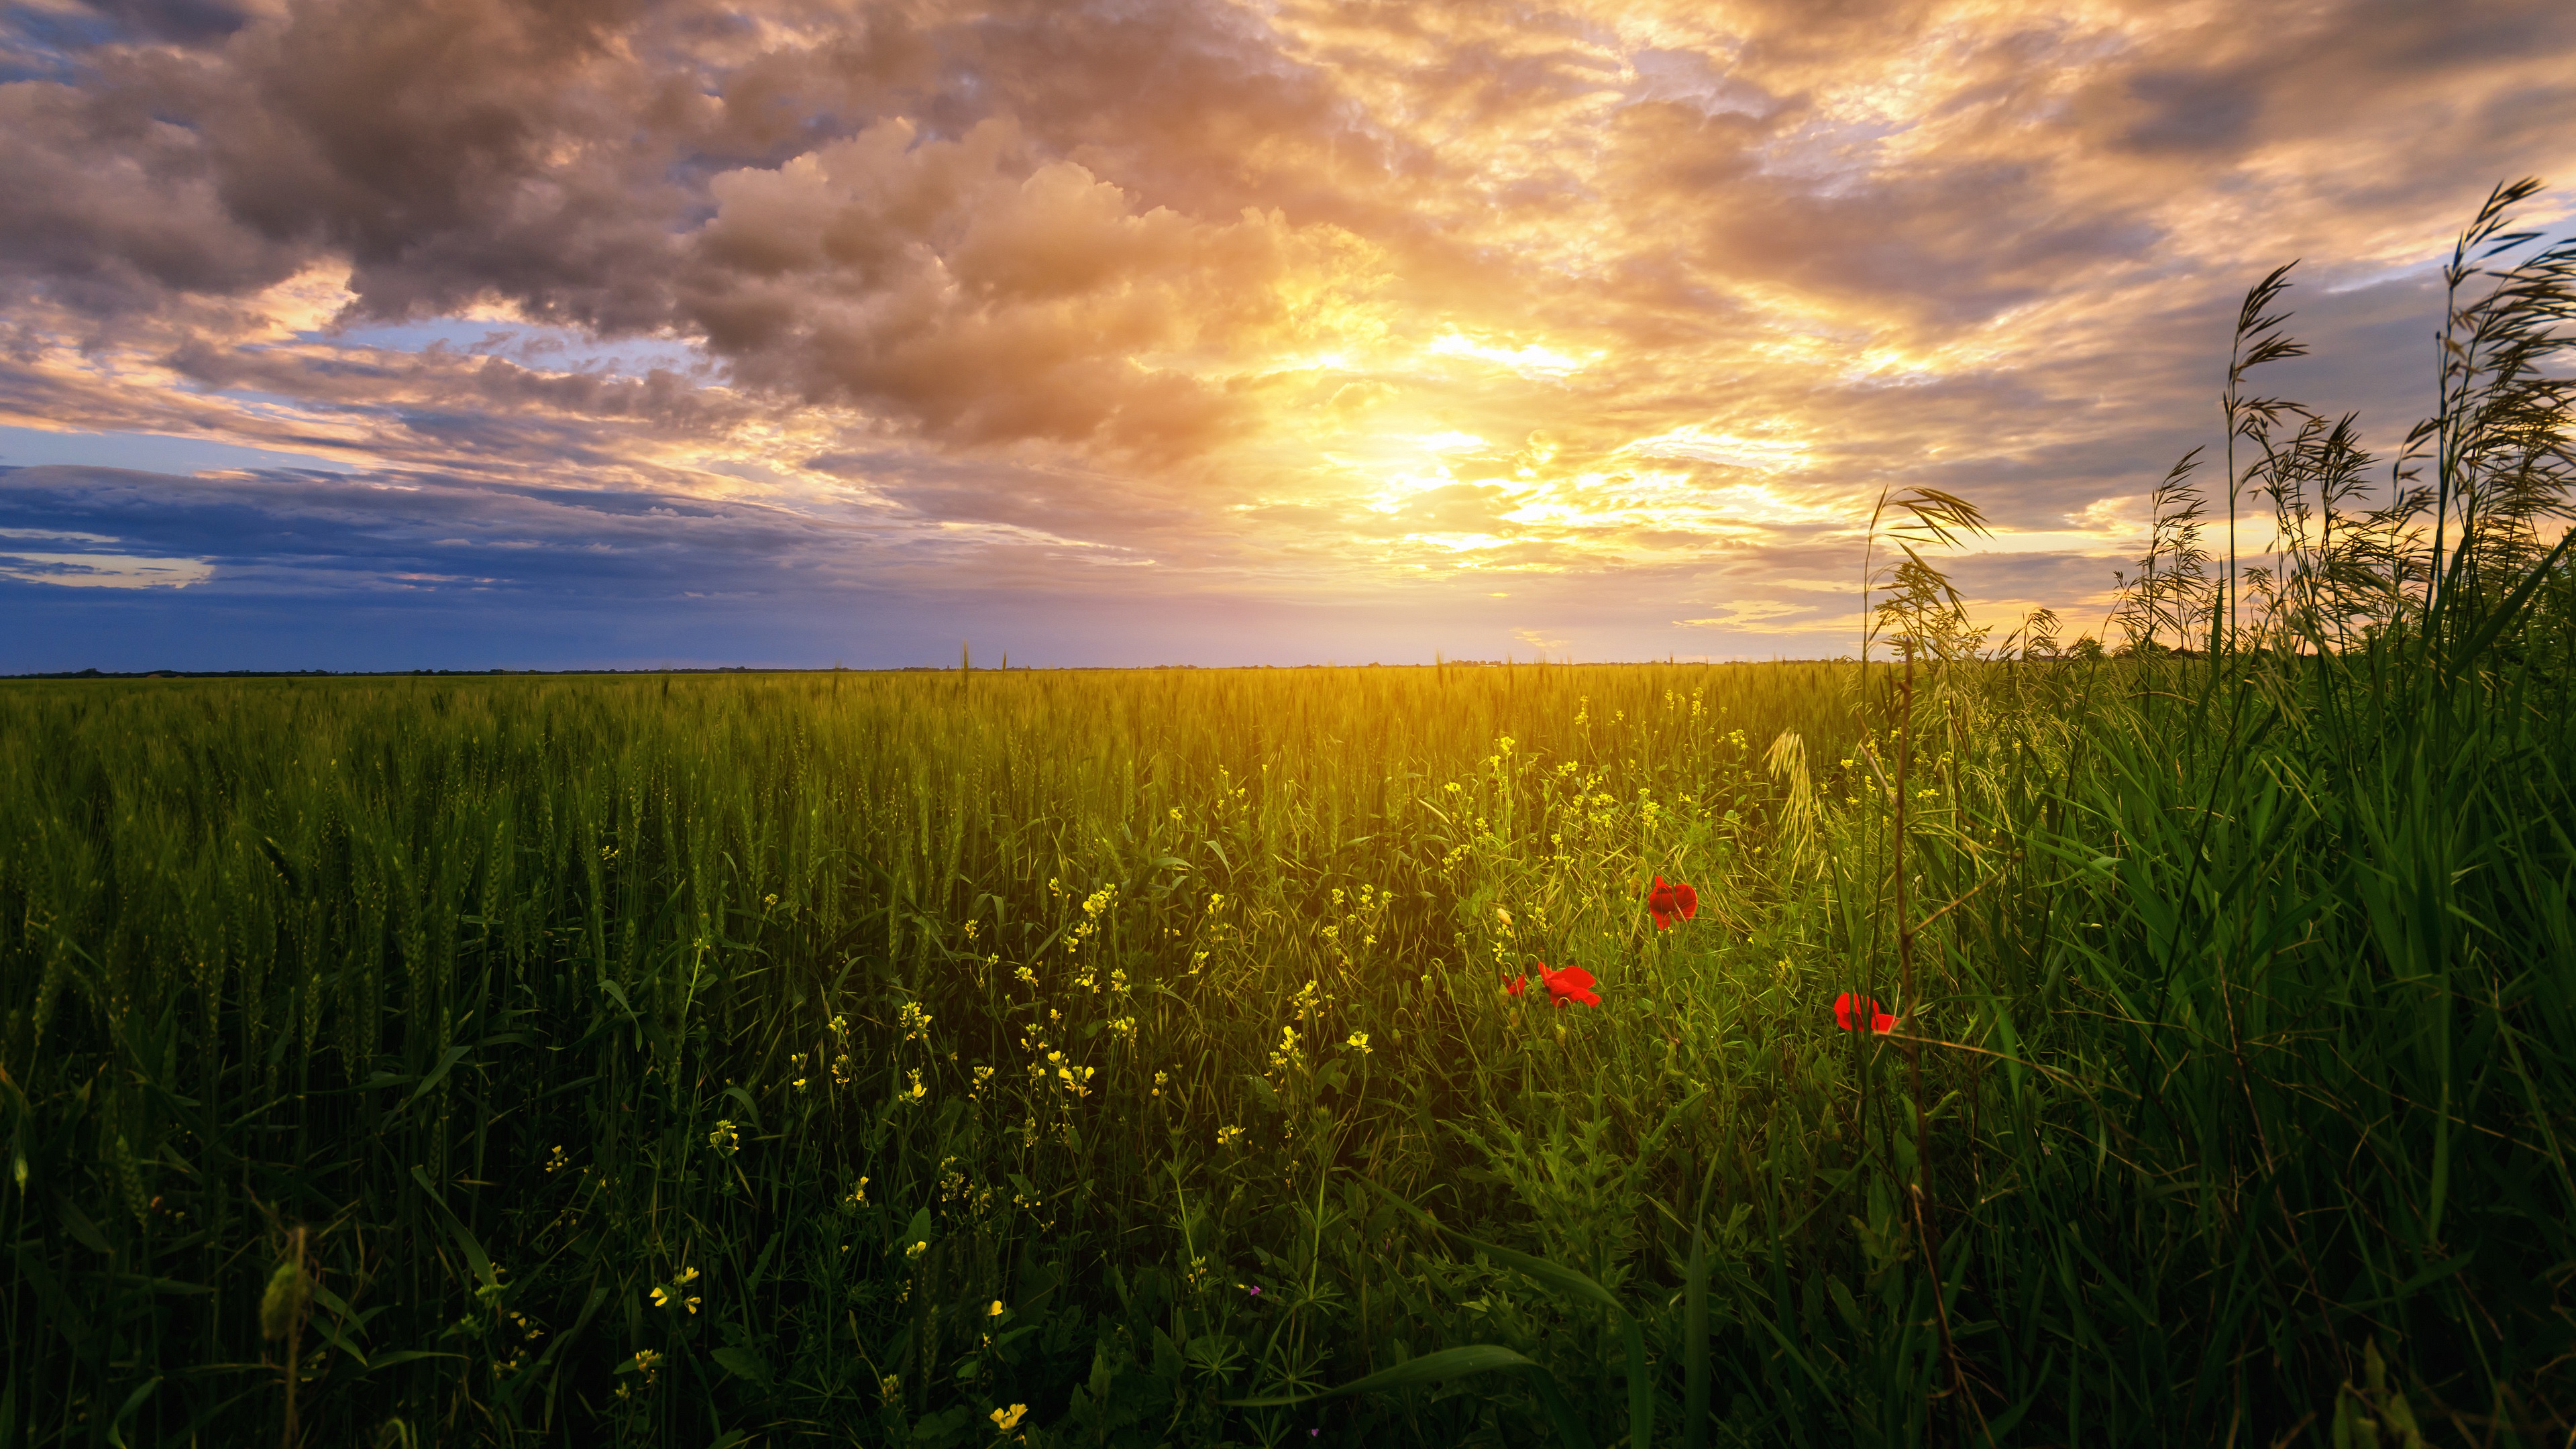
[
  {"left": 647, "top": 1266, "right": 702, "bottom": 1314},
  {"left": 1288, "top": 979, "right": 1324, "bottom": 1022},
  {"left": 1063, "top": 881, "right": 1118, "bottom": 977},
  {"left": 898, "top": 1000, "right": 934, "bottom": 1043},
  {"left": 707, "top": 1120, "right": 739, "bottom": 1157},
  {"left": 1052, "top": 1057, "right": 1095, "bottom": 1098}
]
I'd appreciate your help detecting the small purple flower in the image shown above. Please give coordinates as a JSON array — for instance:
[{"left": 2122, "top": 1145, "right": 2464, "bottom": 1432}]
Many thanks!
[{"left": 1247, "top": 1285, "right": 1262, "bottom": 1297}]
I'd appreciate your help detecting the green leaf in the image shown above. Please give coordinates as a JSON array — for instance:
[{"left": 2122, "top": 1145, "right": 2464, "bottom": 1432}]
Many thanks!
[
  {"left": 1684, "top": 1210, "right": 1710, "bottom": 1449},
  {"left": 362, "top": 1350, "right": 466, "bottom": 1375},
  {"left": 409, "top": 1165, "right": 498, "bottom": 1291},
  {"left": 400, "top": 1045, "right": 473, "bottom": 1114},
  {"left": 597, "top": 978, "right": 637, "bottom": 1023},
  {"left": 710, "top": 1346, "right": 771, "bottom": 1386},
  {"left": 305, "top": 1310, "right": 368, "bottom": 1368},
  {"left": 1218, "top": 1344, "right": 1542, "bottom": 1406},
  {"left": 1444, "top": 1226, "right": 1623, "bottom": 1318},
  {"left": 101, "top": 1377, "right": 158, "bottom": 1449},
  {"left": 1352, "top": 1153, "right": 1640, "bottom": 1449},
  {"left": 1622, "top": 1313, "right": 1651, "bottom": 1448},
  {"left": 57, "top": 1200, "right": 111, "bottom": 1255},
  {"left": 1527, "top": 1366, "right": 1597, "bottom": 1449},
  {"left": 1354, "top": 1175, "right": 1620, "bottom": 1312},
  {"left": 307, "top": 1280, "right": 382, "bottom": 1333}
]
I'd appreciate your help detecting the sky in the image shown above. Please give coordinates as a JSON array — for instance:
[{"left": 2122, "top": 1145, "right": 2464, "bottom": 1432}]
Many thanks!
[{"left": 3, "top": 0, "right": 2573, "bottom": 671}]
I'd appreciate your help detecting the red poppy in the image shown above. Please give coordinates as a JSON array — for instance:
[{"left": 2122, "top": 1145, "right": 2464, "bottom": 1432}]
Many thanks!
[
  {"left": 1535, "top": 961, "right": 1600, "bottom": 1009},
  {"left": 1648, "top": 876, "right": 1699, "bottom": 930},
  {"left": 1503, "top": 973, "right": 1527, "bottom": 999},
  {"left": 1833, "top": 991, "right": 1896, "bottom": 1034}
]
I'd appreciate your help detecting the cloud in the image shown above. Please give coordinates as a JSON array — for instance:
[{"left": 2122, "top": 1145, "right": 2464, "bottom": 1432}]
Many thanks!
[
  {"left": 0, "top": 544, "right": 213, "bottom": 588},
  {"left": 1676, "top": 599, "right": 1832, "bottom": 635},
  {"left": 0, "top": 461, "right": 860, "bottom": 599},
  {"left": 678, "top": 117, "right": 1388, "bottom": 454}
]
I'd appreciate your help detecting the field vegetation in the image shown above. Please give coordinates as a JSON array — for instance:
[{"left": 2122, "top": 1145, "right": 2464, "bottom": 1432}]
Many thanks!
[{"left": 3, "top": 185, "right": 2575, "bottom": 1448}]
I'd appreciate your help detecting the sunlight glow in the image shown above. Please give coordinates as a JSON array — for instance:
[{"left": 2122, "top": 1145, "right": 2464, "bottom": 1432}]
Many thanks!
[{"left": 1425, "top": 334, "right": 1598, "bottom": 378}]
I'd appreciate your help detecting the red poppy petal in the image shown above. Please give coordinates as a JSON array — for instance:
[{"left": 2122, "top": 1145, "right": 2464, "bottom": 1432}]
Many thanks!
[
  {"left": 1556, "top": 966, "right": 1596, "bottom": 989},
  {"left": 1678, "top": 884, "right": 1698, "bottom": 919},
  {"left": 1833, "top": 992, "right": 1854, "bottom": 1030},
  {"left": 1872, "top": 1012, "right": 1896, "bottom": 1034}
]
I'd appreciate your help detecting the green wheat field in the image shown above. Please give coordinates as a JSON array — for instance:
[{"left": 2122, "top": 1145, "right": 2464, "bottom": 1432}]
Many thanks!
[{"left": 4, "top": 188, "right": 2575, "bottom": 1448}]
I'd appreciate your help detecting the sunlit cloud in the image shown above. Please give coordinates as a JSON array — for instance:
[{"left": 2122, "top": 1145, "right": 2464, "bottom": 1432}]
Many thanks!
[
  {"left": 1676, "top": 600, "right": 1838, "bottom": 635},
  {"left": 1426, "top": 333, "right": 1599, "bottom": 378},
  {"left": 0, "top": 535, "right": 215, "bottom": 588}
]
